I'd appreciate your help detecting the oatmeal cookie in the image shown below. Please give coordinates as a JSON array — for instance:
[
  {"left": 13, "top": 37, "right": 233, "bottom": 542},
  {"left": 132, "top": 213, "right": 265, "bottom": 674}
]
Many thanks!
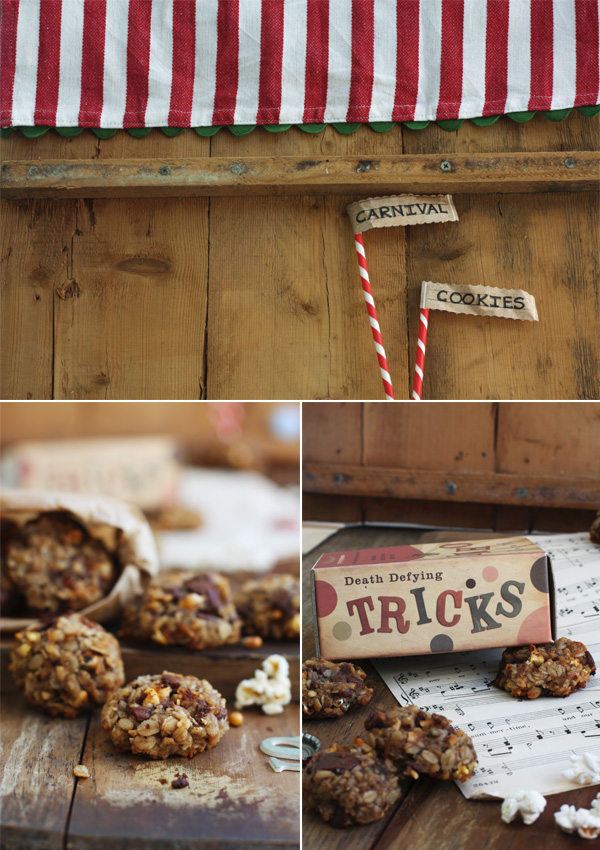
[
  {"left": 9, "top": 613, "right": 124, "bottom": 717},
  {"left": 120, "top": 571, "right": 241, "bottom": 650},
  {"left": 101, "top": 671, "right": 228, "bottom": 759},
  {"left": 234, "top": 574, "right": 299, "bottom": 640},
  {"left": 492, "top": 638, "right": 596, "bottom": 699},
  {"left": 4, "top": 511, "right": 117, "bottom": 614},
  {"left": 302, "top": 658, "right": 374, "bottom": 718},
  {"left": 364, "top": 704, "right": 477, "bottom": 782},
  {"left": 303, "top": 738, "right": 400, "bottom": 827}
]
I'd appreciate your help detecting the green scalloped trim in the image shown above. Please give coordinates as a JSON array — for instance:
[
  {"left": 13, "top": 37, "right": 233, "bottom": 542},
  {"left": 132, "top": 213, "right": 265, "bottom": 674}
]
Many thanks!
[{"left": 1, "top": 106, "right": 597, "bottom": 139}]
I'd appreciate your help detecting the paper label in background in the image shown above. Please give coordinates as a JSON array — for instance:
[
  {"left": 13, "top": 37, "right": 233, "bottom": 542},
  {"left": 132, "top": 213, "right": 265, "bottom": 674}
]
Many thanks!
[
  {"left": 374, "top": 533, "right": 600, "bottom": 800},
  {"left": 347, "top": 194, "right": 459, "bottom": 235},
  {"left": 421, "top": 281, "right": 539, "bottom": 322},
  {"left": 1, "top": 437, "right": 180, "bottom": 511}
]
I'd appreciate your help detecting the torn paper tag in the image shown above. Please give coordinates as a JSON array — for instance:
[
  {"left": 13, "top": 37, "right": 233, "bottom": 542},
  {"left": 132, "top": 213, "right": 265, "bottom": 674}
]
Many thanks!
[
  {"left": 421, "top": 281, "right": 539, "bottom": 322},
  {"left": 347, "top": 194, "right": 458, "bottom": 235}
]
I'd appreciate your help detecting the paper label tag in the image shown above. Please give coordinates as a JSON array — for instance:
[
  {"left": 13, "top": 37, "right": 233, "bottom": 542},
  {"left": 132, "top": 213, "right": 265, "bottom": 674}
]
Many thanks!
[
  {"left": 347, "top": 194, "right": 459, "bottom": 234},
  {"left": 420, "top": 281, "right": 539, "bottom": 322}
]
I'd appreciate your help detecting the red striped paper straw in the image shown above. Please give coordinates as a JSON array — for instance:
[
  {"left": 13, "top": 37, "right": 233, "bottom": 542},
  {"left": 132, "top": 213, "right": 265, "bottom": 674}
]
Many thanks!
[
  {"left": 412, "top": 307, "right": 429, "bottom": 400},
  {"left": 353, "top": 234, "right": 395, "bottom": 400}
]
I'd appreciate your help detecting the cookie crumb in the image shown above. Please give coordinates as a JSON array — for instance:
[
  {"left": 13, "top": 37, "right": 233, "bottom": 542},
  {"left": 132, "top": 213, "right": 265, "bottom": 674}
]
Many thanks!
[
  {"left": 73, "top": 765, "right": 90, "bottom": 779},
  {"left": 171, "top": 773, "right": 189, "bottom": 789},
  {"left": 158, "top": 778, "right": 168, "bottom": 785}
]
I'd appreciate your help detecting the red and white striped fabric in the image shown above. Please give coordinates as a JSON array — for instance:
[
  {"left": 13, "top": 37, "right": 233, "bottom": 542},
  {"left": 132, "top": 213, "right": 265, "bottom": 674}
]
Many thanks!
[{"left": 1, "top": 0, "right": 599, "bottom": 128}]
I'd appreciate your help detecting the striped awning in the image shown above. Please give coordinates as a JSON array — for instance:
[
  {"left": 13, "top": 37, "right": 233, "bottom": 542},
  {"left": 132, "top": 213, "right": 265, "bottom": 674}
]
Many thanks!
[{"left": 1, "top": 0, "right": 599, "bottom": 130}]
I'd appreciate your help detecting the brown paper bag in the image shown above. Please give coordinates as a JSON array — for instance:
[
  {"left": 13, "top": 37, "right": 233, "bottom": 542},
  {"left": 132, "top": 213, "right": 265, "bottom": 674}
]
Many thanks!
[{"left": 1, "top": 489, "right": 160, "bottom": 633}]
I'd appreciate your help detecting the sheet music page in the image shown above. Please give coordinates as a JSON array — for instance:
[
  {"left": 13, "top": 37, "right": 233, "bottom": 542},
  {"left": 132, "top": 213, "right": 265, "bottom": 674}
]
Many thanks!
[{"left": 374, "top": 533, "right": 600, "bottom": 800}]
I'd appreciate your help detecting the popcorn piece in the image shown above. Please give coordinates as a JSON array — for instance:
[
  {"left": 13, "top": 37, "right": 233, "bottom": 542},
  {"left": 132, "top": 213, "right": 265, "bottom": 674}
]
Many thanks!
[
  {"left": 501, "top": 789, "right": 547, "bottom": 825},
  {"left": 234, "top": 654, "right": 292, "bottom": 714},
  {"left": 73, "top": 764, "right": 90, "bottom": 779},
  {"left": 562, "top": 752, "right": 600, "bottom": 786},
  {"left": 555, "top": 804, "right": 600, "bottom": 839},
  {"left": 262, "top": 655, "right": 289, "bottom": 681},
  {"left": 591, "top": 793, "right": 600, "bottom": 817}
]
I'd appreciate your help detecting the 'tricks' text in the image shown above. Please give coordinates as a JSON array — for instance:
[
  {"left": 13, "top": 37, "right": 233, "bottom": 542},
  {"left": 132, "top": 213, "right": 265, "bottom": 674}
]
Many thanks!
[{"left": 346, "top": 581, "right": 525, "bottom": 635}]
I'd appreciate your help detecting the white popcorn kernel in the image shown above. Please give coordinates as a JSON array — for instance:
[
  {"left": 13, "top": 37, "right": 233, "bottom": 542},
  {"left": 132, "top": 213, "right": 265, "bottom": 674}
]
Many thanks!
[
  {"left": 591, "top": 793, "right": 600, "bottom": 817},
  {"left": 262, "top": 655, "right": 289, "bottom": 681},
  {"left": 555, "top": 804, "right": 600, "bottom": 839},
  {"left": 262, "top": 702, "right": 285, "bottom": 715},
  {"left": 235, "top": 677, "right": 267, "bottom": 709},
  {"left": 501, "top": 789, "right": 546, "bottom": 825},
  {"left": 562, "top": 752, "right": 600, "bottom": 786},
  {"left": 234, "top": 654, "right": 292, "bottom": 712}
]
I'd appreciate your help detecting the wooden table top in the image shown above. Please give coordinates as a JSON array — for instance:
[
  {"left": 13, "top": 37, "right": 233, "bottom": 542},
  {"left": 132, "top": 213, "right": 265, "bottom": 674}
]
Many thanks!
[
  {"left": 302, "top": 526, "right": 598, "bottom": 850},
  {"left": 1, "top": 646, "right": 300, "bottom": 850}
]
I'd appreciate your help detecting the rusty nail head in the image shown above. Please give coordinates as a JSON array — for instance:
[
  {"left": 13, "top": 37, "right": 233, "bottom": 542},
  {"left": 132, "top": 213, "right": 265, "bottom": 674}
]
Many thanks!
[
  {"left": 28, "top": 165, "right": 40, "bottom": 176},
  {"left": 333, "top": 473, "right": 345, "bottom": 484},
  {"left": 440, "top": 160, "right": 452, "bottom": 172},
  {"left": 158, "top": 165, "right": 171, "bottom": 176},
  {"left": 230, "top": 162, "right": 245, "bottom": 176},
  {"left": 517, "top": 487, "right": 529, "bottom": 498},
  {"left": 564, "top": 157, "right": 576, "bottom": 168},
  {"left": 445, "top": 482, "right": 457, "bottom": 495}
]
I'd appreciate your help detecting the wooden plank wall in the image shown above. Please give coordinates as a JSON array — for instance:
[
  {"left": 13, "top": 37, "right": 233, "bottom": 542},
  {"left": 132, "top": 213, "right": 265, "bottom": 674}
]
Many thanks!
[
  {"left": 2, "top": 115, "right": 599, "bottom": 399},
  {"left": 302, "top": 401, "right": 600, "bottom": 532}
]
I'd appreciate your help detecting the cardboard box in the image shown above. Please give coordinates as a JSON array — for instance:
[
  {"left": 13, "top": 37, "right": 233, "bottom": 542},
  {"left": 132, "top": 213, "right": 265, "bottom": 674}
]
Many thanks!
[{"left": 311, "top": 537, "right": 555, "bottom": 660}]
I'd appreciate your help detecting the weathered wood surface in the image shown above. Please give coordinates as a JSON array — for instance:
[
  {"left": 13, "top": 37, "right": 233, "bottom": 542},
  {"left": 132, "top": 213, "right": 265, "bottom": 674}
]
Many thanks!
[
  {"left": 302, "top": 401, "right": 600, "bottom": 528},
  {"left": 68, "top": 704, "right": 299, "bottom": 850},
  {"left": 2, "top": 116, "right": 599, "bottom": 400},
  {"left": 0, "top": 700, "right": 89, "bottom": 850},
  {"left": 3, "top": 152, "right": 598, "bottom": 198},
  {"left": 302, "top": 464, "right": 600, "bottom": 509},
  {"left": 1, "top": 695, "right": 299, "bottom": 850},
  {"left": 302, "top": 526, "right": 599, "bottom": 850}
]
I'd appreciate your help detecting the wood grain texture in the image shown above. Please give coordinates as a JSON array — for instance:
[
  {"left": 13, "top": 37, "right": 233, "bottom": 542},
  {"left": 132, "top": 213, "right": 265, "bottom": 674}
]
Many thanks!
[
  {"left": 496, "top": 403, "right": 600, "bottom": 477},
  {"left": 2, "top": 152, "right": 598, "bottom": 198},
  {"left": 302, "top": 526, "right": 599, "bottom": 850},
  {"left": 67, "top": 705, "right": 300, "bottom": 850},
  {"left": 53, "top": 198, "right": 208, "bottom": 399},
  {"left": 1, "top": 199, "right": 74, "bottom": 399},
  {"left": 206, "top": 195, "right": 332, "bottom": 400},
  {"left": 0, "top": 695, "right": 88, "bottom": 850},
  {"left": 301, "top": 402, "right": 363, "bottom": 464},
  {"left": 2, "top": 118, "right": 599, "bottom": 400},
  {"left": 302, "top": 464, "right": 599, "bottom": 509},
  {"left": 406, "top": 192, "right": 600, "bottom": 400},
  {"left": 363, "top": 402, "right": 496, "bottom": 471}
]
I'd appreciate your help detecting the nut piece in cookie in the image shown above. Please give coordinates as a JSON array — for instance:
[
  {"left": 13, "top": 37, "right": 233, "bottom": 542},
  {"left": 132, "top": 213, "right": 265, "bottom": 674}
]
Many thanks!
[
  {"left": 120, "top": 571, "right": 241, "bottom": 650},
  {"left": 303, "top": 738, "right": 400, "bottom": 827},
  {"left": 364, "top": 704, "right": 477, "bottom": 782},
  {"left": 9, "top": 613, "right": 125, "bottom": 718},
  {"left": 492, "top": 638, "right": 596, "bottom": 699},
  {"left": 101, "top": 671, "right": 228, "bottom": 759},
  {"left": 234, "top": 574, "right": 300, "bottom": 641},
  {"left": 4, "top": 511, "right": 117, "bottom": 614},
  {"left": 302, "top": 657, "right": 374, "bottom": 718}
]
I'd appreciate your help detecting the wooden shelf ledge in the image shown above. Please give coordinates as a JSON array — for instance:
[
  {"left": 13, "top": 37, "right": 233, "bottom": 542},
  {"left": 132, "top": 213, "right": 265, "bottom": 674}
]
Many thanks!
[
  {"left": 2, "top": 151, "right": 598, "bottom": 198},
  {"left": 302, "top": 463, "right": 600, "bottom": 510}
]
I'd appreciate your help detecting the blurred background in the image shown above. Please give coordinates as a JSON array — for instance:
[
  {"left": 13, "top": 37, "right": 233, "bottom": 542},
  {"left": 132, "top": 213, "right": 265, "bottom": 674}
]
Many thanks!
[
  {"left": 302, "top": 402, "right": 599, "bottom": 551},
  {"left": 1, "top": 401, "right": 300, "bottom": 573}
]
